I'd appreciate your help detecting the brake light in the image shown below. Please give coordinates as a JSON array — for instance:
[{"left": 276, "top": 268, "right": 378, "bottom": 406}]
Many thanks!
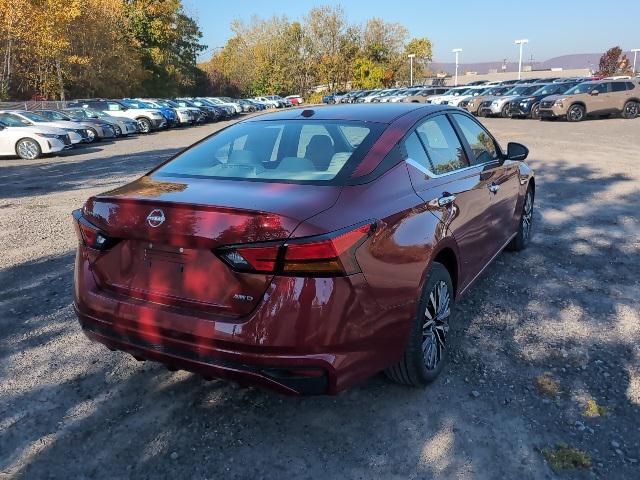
[
  {"left": 72, "top": 210, "right": 117, "bottom": 250},
  {"left": 217, "top": 222, "right": 375, "bottom": 277}
]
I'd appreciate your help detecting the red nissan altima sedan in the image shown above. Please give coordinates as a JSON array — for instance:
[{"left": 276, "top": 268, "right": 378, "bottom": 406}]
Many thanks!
[{"left": 73, "top": 104, "right": 534, "bottom": 395}]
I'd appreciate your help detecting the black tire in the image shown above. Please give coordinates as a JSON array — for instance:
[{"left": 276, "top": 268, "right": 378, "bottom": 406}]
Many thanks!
[
  {"left": 530, "top": 103, "right": 541, "bottom": 120},
  {"left": 137, "top": 117, "right": 152, "bottom": 133},
  {"left": 622, "top": 100, "right": 639, "bottom": 119},
  {"left": 87, "top": 128, "right": 98, "bottom": 143},
  {"left": 15, "top": 138, "right": 42, "bottom": 160},
  {"left": 385, "top": 262, "right": 454, "bottom": 387},
  {"left": 113, "top": 125, "right": 122, "bottom": 137},
  {"left": 567, "top": 104, "right": 585, "bottom": 122},
  {"left": 501, "top": 104, "right": 511, "bottom": 118},
  {"left": 507, "top": 186, "right": 534, "bottom": 251},
  {"left": 477, "top": 109, "right": 486, "bottom": 117}
]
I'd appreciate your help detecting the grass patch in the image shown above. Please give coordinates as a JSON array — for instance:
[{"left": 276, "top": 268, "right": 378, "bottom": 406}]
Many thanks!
[
  {"left": 535, "top": 372, "right": 560, "bottom": 397},
  {"left": 583, "top": 398, "right": 609, "bottom": 418},
  {"left": 542, "top": 444, "right": 591, "bottom": 471}
]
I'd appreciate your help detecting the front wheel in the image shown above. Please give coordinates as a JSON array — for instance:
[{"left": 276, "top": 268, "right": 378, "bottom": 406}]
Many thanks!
[
  {"left": 501, "top": 104, "right": 511, "bottom": 118},
  {"left": 622, "top": 101, "right": 639, "bottom": 119},
  {"left": 530, "top": 103, "right": 540, "bottom": 120},
  {"left": 508, "top": 186, "right": 534, "bottom": 251},
  {"left": 87, "top": 128, "right": 98, "bottom": 143},
  {"left": 567, "top": 104, "right": 585, "bottom": 122},
  {"left": 385, "top": 262, "right": 453, "bottom": 387},
  {"left": 15, "top": 138, "right": 42, "bottom": 160},
  {"left": 137, "top": 117, "right": 152, "bottom": 133},
  {"left": 113, "top": 125, "right": 122, "bottom": 137}
]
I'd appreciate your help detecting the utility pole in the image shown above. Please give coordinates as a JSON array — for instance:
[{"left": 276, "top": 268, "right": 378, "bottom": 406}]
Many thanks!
[
  {"left": 514, "top": 39, "right": 529, "bottom": 80},
  {"left": 408, "top": 54, "right": 416, "bottom": 86},
  {"left": 452, "top": 49, "right": 462, "bottom": 86}
]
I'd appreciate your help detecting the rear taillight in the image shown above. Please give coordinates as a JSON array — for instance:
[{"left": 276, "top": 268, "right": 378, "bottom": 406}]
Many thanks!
[
  {"left": 72, "top": 209, "right": 117, "bottom": 250},
  {"left": 217, "top": 222, "right": 376, "bottom": 277}
]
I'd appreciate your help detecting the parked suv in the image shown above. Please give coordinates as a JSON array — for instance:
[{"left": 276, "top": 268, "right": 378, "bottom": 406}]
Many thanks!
[
  {"left": 538, "top": 80, "right": 640, "bottom": 121},
  {"left": 402, "top": 87, "right": 449, "bottom": 103},
  {"left": 67, "top": 99, "right": 166, "bottom": 133},
  {"left": 460, "top": 86, "right": 511, "bottom": 115},
  {"left": 507, "top": 83, "right": 575, "bottom": 119}
]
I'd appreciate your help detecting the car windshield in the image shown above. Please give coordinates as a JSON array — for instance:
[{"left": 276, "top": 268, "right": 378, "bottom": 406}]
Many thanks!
[
  {"left": 532, "top": 84, "right": 563, "bottom": 96},
  {"left": 122, "top": 99, "right": 152, "bottom": 109},
  {"left": 505, "top": 86, "right": 535, "bottom": 96},
  {"left": 63, "top": 111, "right": 85, "bottom": 121},
  {"left": 443, "top": 88, "right": 465, "bottom": 96},
  {"left": 153, "top": 120, "right": 384, "bottom": 183},
  {"left": 38, "top": 110, "right": 69, "bottom": 120},
  {"left": 18, "top": 111, "right": 49, "bottom": 122},
  {"left": 162, "top": 100, "right": 180, "bottom": 108},
  {"left": 565, "top": 83, "right": 599, "bottom": 94},
  {"left": 0, "top": 113, "right": 29, "bottom": 127}
]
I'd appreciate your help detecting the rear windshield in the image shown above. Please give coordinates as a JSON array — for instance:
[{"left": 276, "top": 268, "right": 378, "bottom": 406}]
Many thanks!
[{"left": 153, "top": 120, "right": 384, "bottom": 183}]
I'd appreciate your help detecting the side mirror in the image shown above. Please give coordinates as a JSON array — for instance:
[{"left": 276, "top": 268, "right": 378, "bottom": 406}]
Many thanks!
[
  {"left": 590, "top": 90, "right": 599, "bottom": 96},
  {"left": 507, "top": 142, "right": 529, "bottom": 161}
]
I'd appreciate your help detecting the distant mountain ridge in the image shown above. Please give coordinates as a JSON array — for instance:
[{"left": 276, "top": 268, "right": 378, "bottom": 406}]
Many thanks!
[{"left": 430, "top": 52, "right": 635, "bottom": 74}]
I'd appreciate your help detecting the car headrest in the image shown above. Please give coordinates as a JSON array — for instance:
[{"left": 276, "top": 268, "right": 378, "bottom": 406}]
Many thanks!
[
  {"left": 305, "top": 135, "right": 334, "bottom": 170},
  {"left": 276, "top": 156, "right": 316, "bottom": 172},
  {"left": 228, "top": 150, "right": 256, "bottom": 166}
]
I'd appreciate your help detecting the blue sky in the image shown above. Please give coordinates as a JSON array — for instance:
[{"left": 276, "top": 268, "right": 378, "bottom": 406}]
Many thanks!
[{"left": 183, "top": 0, "right": 640, "bottom": 63}]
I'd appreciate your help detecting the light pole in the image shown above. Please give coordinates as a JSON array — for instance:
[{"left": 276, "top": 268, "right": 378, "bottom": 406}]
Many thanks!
[
  {"left": 452, "top": 48, "right": 462, "bottom": 86},
  {"left": 514, "top": 39, "right": 529, "bottom": 80},
  {"left": 408, "top": 54, "right": 416, "bottom": 86},
  {"left": 632, "top": 49, "right": 640, "bottom": 74}
]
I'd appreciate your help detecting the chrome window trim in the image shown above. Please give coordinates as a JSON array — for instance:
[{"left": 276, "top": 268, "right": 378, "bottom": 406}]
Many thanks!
[{"left": 405, "top": 158, "right": 499, "bottom": 179}]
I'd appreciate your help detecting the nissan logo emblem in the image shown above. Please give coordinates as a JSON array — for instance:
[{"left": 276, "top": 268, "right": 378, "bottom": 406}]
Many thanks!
[{"left": 146, "top": 209, "right": 165, "bottom": 227}]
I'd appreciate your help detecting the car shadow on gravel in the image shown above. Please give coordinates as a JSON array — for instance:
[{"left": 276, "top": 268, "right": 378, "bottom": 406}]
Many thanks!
[
  {"left": 0, "top": 147, "right": 183, "bottom": 200},
  {"left": 1, "top": 158, "right": 639, "bottom": 479}
]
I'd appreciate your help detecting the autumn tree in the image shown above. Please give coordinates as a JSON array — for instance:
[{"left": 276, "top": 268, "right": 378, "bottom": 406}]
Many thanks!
[{"left": 597, "top": 46, "right": 632, "bottom": 77}]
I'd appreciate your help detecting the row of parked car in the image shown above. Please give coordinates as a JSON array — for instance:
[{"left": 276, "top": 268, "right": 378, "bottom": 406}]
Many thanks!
[
  {"left": 0, "top": 94, "right": 305, "bottom": 160},
  {"left": 323, "top": 75, "right": 640, "bottom": 121}
]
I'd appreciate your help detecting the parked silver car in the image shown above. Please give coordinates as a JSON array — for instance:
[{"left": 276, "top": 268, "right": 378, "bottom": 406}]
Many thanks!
[
  {"left": 36, "top": 110, "right": 116, "bottom": 142},
  {"left": 63, "top": 108, "right": 139, "bottom": 137}
]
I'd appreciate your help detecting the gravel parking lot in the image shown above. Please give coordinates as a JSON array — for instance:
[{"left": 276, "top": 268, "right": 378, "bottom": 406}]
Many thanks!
[{"left": 1, "top": 114, "right": 639, "bottom": 479}]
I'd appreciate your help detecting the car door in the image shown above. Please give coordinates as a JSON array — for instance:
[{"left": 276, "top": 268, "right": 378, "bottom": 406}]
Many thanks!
[
  {"left": 450, "top": 112, "right": 521, "bottom": 250},
  {"left": 403, "top": 113, "right": 495, "bottom": 291},
  {"left": 589, "top": 82, "right": 611, "bottom": 113},
  {"left": 610, "top": 81, "right": 628, "bottom": 111}
]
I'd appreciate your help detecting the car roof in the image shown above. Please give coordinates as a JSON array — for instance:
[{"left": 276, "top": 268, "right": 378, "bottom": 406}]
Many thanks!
[{"left": 244, "top": 103, "right": 449, "bottom": 124}]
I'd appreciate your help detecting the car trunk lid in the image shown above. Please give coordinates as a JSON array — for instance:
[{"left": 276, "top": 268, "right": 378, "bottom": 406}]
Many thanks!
[{"left": 82, "top": 175, "right": 341, "bottom": 317}]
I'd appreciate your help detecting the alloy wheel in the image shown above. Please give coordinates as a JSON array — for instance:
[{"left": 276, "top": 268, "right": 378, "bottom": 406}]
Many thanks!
[
  {"left": 522, "top": 190, "right": 533, "bottom": 241},
  {"left": 624, "top": 102, "right": 638, "bottom": 118},
  {"left": 422, "top": 280, "right": 451, "bottom": 370},
  {"left": 568, "top": 105, "right": 584, "bottom": 121},
  {"left": 114, "top": 125, "right": 122, "bottom": 136},
  {"left": 16, "top": 139, "right": 40, "bottom": 160},
  {"left": 87, "top": 129, "right": 97, "bottom": 142}
]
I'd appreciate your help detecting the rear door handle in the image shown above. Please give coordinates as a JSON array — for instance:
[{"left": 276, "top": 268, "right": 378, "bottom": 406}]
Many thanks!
[{"left": 488, "top": 183, "right": 500, "bottom": 194}]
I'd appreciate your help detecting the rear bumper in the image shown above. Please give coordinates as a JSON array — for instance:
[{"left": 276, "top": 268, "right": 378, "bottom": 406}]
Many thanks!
[
  {"left": 73, "top": 249, "right": 412, "bottom": 395},
  {"left": 77, "top": 307, "right": 329, "bottom": 395}
]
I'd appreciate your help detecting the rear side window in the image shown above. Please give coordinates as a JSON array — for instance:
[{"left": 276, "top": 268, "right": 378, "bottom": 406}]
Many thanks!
[
  {"left": 415, "top": 115, "right": 469, "bottom": 175},
  {"left": 611, "top": 82, "right": 627, "bottom": 92},
  {"left": 153, "top": 120, "right": 383, "bottom": 183},
  {"left": 626, "top": 82, "right": 636, "bottom": 91}
]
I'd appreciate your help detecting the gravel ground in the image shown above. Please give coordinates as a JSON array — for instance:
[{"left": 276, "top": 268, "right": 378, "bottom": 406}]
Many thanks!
[{"left": 1, "top": 113, "right": 639, "bottom": 479}]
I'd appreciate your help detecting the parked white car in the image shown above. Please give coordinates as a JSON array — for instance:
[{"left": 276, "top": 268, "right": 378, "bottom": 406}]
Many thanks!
[
  {"left": 0, "top": 110, "right": 90, "bottom": 144},
  {"left": 36, "top": 109, "right": 116, "bottom": 142},
  {"left": 253, "top": 96, "right": 280, "bottom": 108},
  {"left": 442, "top": 86, "right": 490, "bottom": 107},
  {"left": 427, "top": 87, "right": 473, "bottom": 105},
  {"left": 66, "top": 100, "right": 166, "bottom": 133},
  {"left": 206, "top": 97, "right": 242, "bottom": 114},
  {"left": 0, "top": 113, "right": 72, "bottom": 159}
]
